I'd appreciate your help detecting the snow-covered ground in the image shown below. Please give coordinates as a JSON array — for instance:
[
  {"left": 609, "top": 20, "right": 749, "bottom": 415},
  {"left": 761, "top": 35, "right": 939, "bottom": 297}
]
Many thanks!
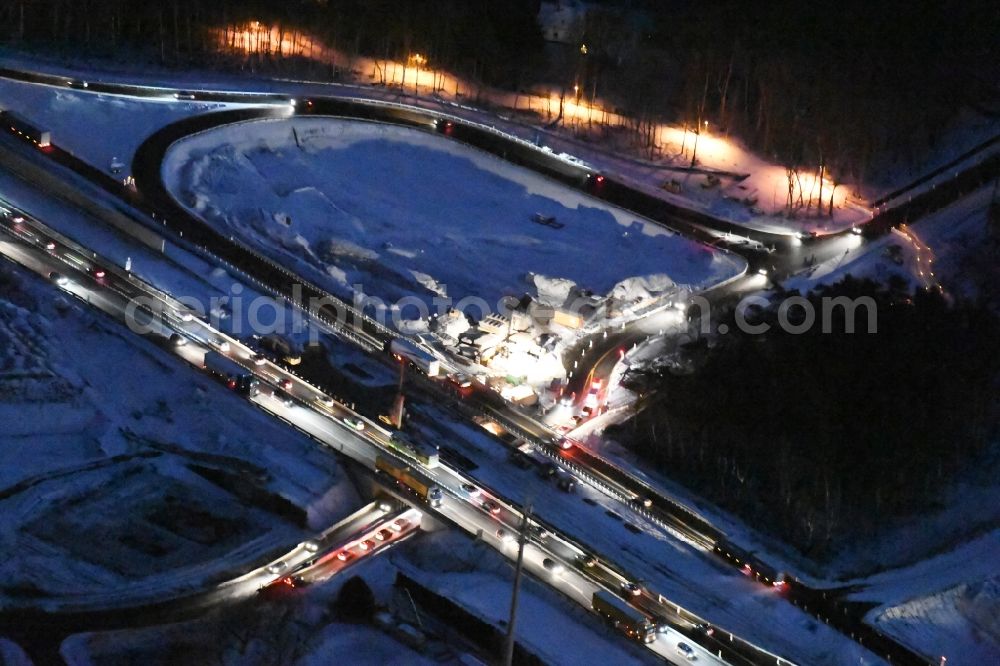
[
  {"left": 0, "top": 256, "right": 355, "bottom": 612},
  {"left": 3, "top": 46, "right": 996, "bottom": 241},
  {"left": 782, "top": 186, "right": 994, "bottom": 302},
  {"left": 0, "top": 75, "right": 281, "bottom": 175},
  {"left": 163, "top": 117, "right": 744, "bottom": 318},
  {"left": 868, "top": 574, "right": 1000, "bottom": 666}
]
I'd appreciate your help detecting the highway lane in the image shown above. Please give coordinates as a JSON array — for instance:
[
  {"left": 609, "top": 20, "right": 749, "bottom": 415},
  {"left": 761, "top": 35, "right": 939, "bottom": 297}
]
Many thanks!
[
  {"left": 0, "top": 204, "right": 776, "bottom": 665},
  {"left": 0, "top": 68, "right": 960, "bottom": 662},
  {"left": 0, "top": 123, "right": 903, "bottom": 662}
]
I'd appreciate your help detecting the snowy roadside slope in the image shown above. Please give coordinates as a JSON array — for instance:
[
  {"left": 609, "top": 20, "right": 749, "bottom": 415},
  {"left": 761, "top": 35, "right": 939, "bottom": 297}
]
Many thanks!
[
  {"left": 0, "top": 75, "right": 258, "bottom": 172},
  {"left": 395, "top": 530, "right": 653, "bottom": 666},
  {"left": 869, "top": 575, "right": 1000, "bottom": 666},
  {"left": 163, "top": 117, "right": 744, "bottom": 314},
  {"left": 0, "top": 261, "right": 355, "bottom": 608}
]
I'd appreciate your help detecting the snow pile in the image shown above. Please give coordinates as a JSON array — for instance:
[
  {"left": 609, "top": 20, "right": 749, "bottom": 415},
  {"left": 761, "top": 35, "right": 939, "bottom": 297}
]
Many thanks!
[
  {"left": 610, "top": 274, "right": 675, "bottom": 303},
  {"left": 163, "top": 117, "right": 744, "bottom": 322},
  {"left": 532, "top": 273, "right": 577, "bottom": 307}
]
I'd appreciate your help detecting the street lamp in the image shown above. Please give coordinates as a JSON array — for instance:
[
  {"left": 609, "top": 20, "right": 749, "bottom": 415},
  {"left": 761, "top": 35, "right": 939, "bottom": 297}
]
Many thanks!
[{"left": 409, "top": 54, "right": 427, "bottom": 96}]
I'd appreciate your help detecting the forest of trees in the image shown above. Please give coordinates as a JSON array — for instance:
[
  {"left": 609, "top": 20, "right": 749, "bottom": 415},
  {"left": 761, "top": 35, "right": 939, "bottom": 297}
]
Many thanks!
[
  {"left": 0, "top": 0, "right": 545, "bottom": 88},
  {"left": 580, "top": 1, "right": 999, "bottom": 192},
  {"left": 611, "top": 278, "right": 999, "bottom": 561},
  {"left": 0, "top": 1, "right": 996, "bottom": 199}
]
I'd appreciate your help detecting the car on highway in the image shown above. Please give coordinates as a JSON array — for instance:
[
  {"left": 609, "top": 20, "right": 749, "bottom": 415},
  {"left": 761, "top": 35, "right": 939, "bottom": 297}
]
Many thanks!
[
  {"left": 580, "top": 554, "right": 598, "bottom": 568},
  {"left": 44, "top": 240, "right": 57, "bottom": 251},
  {"left": 630, "top": 496, "right": 653, "bottom": 509},
  {"left": 675, "top": 642, "right": 696, "bottom": 660},
  {"left": 252, "top": 354, "right": 267, "bottom": 366},
  {"left": 694, "top": 623, "right": 715, "bottom": 636},
  {"left": 279, "top": 378, "right": 293, "bottom": 391},
  {"left": 542, "top": 558, "right": 565, "bottom": 575},
  {"left": 343, "top": 417, "right": 365, "bottom": 431},
  {"left": 266, "top": 561, "right": 287, "bottom": 575},
  {"left": 173, "top": 91, "right": 196, "bottom": 100},
  {"left": 176, "top": 309, "right": 194, "bottom": 322},
  {"left": 288, "top": 575, "right": 310, "bottom": 588},
  {"left": 460, "top": 482, "right": 481, "bottom": 498},
  {"left": 375, "top": 528, "right": 393, "bottom": 542},
  {"left": 357, "top": 539, "right": 377, "bottom": 551},
  {"left": 90, "top": 266, "right": 107, "bottom": 281},
  {"left": 620, "top": 581, "right": 642, "bottom": 597},
  {"left": 552, "top": 436, "right": 572, "bottom": 451},
  {"left": 481, "top": 499, "right": 501, "bottom": 516},
  {"left": 169, "top": 333, "right": 187, "bottom": 347},
  {"left": 301, "top": 540, "right": 320, "bottom": 553},
  {"left": 389, "top": 518, "right": 410, "bottom": 533},
  {"left": 48, "top": 271, "right": 68, "bottom": 286},
  {"left": 275, "top": 390, "right": 295, "bottom": 407},
  {"left": 317, "top": 395, "right": 335, "bottom": 408},
  {"left": 336, "top": 550, "right": 355, "bottom": 563},
  {"left": 496, "top": 528, "right": 515, "bottom": 544}
]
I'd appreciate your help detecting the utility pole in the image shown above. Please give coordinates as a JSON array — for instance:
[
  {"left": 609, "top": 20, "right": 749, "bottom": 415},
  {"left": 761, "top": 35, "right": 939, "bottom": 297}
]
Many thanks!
[{"left": 503, "top": 502, "right": 532, "bottom": 666}]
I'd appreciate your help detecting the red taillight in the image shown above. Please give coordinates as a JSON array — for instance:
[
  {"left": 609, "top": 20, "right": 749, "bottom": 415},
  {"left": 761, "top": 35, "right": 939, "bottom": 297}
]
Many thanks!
[
  {"left": 595, "top": 175, "right": 605, "bottom": 183},
  {"left": 227, "top": 379, "right": 237, "bottom": 389},
  {"left": 94, "top": 270, "right": 105, "bottom": 279}
]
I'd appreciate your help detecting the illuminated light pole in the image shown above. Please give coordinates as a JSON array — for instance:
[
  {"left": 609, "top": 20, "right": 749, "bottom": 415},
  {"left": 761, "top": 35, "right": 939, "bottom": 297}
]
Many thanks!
[
  {"left": 409, "top": 53, "right": 426, "bottom": 96},
  {"left": 503, "top": 502, "right": 532, "bottom": 666}
]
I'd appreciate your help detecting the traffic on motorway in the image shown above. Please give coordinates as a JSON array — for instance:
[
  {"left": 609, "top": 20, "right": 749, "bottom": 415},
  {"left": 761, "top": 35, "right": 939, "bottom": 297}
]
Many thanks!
[
  {"left": 4, "top": 66, "right": 966, "bottom": 663},
  {"left": 0, "top": 201, "right": 774, "bottom": 665}
]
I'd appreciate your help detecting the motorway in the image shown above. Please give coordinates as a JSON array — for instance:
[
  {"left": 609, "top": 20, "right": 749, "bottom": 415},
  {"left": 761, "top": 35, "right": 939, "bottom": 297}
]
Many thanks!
[
  {"left": 2, "top": 65, "right": 986, "bottom": 664},
  {"left": 0, "top": 206, "right": 744, "bottom": 665}
]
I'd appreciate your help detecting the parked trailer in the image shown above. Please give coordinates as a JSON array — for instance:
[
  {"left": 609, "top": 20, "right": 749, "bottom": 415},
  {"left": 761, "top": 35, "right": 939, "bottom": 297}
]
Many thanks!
[
  {"left": 591, "top": 590, "right": 657, "bottom": 643},
  {"left": 1, "top": 110, "right": 51, "bottom": 148},
  {"left": 203, "top": 350, "right": 260, "bottom": 397},
  {"left": 388, "top": 337, "right": 441, "bottom": 377},
  {"left": 375, "top": 455, "right": 443, "bottom": 508}
]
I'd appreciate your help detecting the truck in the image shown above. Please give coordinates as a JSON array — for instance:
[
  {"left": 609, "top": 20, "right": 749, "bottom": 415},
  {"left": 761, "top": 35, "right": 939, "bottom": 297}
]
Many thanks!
[
  {"left": 388, "top": 337, "right": 440, "bottom": 377},
  {"left": 375, "top": 455, "right": 443, "bottom": 508},
  {"left": 2, "top": 110, "right": 51, "bottom": 148},
  {"left": 714, "top": 537, "right": 787, "bottom": 587},
  {"left": 591, "top": 590, "right": 657, "bottom": 643},
  {"left": 203, "top": 351, "right": 260, "bottom": 397},
  {"left": 389, "top": 432, "right": 440, "bottom": 468}
]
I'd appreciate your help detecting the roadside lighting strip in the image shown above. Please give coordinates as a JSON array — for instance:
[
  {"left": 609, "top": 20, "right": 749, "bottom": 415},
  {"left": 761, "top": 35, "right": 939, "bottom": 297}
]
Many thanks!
[{"left": 0, "top": 209, "right": 808, "bottom": 666}]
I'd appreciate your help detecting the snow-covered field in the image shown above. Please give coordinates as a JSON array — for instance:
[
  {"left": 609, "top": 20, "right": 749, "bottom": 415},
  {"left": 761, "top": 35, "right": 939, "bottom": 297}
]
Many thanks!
[{"left": 163, "top": 117, "right": 744, "bottom": 319}]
